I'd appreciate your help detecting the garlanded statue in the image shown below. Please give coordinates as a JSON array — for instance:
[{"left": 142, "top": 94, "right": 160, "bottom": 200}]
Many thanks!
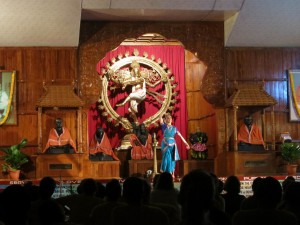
[
  {"left": 238, "top": 115, "right": 265, "bottom": 151},
  {"left": 129, "top": 122, "right": 153, "bottom": 160},
  {"left": 89, "top": 128, "right": 119, "bottom": 161},
  {"left": 189, "top": 130, "right": 208, "bottom": 159},
  {"left": 43, "top": 118, "right": 77, "bottom": 154}
]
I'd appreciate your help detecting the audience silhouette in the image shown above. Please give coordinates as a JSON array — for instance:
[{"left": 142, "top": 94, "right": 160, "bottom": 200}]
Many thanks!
[
  {"left": 233, "top": 176, "right": 297, "bottom": 225},
  {"left": 221, "top": 175, "right": 246, "bottom": 218},
  {"left": 178, "top": 169, "right": 231, "bottom": 225},
  {"left": 0, "top": 184, "right": 31, "bottom": 225},
  {"left": 56, "top": 178, "right": 103, "bottom": 224},
  {"left": 87, "top": 179, "right": 125, "bottom": 225},
  {"left": 210, "top": 172, "right": 226, "bottom": 212},
  {"left": 279, "top": 181, "right": 300, "bottom": 224},
  {"left": 1, "top": 172, "right": 300, "bottom": 225},
  {"left": 111, "top": 176, "right": 170, "bottom": 225},
  {"left": 240, "top": 177, "right": 263, "bottom": 210},
  {"left": 28, "top": 176, "right": 58, "bottom": 225},
  {"left": 142, "top": 177, "right": 180, "bottom": 225},
  {"left": 150, "top": 172, "right": 181, "bottom": 213}
]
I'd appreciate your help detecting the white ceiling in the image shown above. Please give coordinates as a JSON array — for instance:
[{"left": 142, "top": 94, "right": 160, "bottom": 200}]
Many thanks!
[{"left": 0, "top": 0, "right": 300, "bottom": 47}]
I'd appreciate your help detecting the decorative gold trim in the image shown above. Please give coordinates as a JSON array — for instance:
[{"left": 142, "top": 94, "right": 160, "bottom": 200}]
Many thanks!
[
  {"left": 121, "top": 33, "right": 184, "bottom": 46},
  {"left": 0, "top": 71, "right": 15, "bottom": 126},
  {"left": 99, "top": 50, "right": 176, "bottom": 132}
]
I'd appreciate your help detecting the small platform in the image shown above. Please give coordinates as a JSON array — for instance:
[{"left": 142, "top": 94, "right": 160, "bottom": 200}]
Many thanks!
[
  {"left": 128, "top": 160, "right": 161, "bottom": 176},
  {"left": 216, "top": 151, "right": 279, "bottom": 176},
  {"left": 180, "top": 159, "right": 215, "bottom": 175},
  {"left": 36, "top": 154, "right": 120, "bottom": 179}
]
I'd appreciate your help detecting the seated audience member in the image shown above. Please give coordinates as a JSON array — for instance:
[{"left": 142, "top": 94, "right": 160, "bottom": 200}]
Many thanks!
[
  {"left": 130, "top": 123, "right": 153, "bottom": 160},
  {"left": 238, "top": 115, "right": 265, "bottom": 151},
  {"left": 95, "top": 181, "right": 106, "bottom": 199},
  {"left": 221, "top": 175, "right": 246, "bottom": 218},
  {"left": 278, "top": 176, "right": 296, "bottom": 210},
  {"left": 142, "top": 178, "right": 180, "bottom": 225},
  {"left": 280, "top": 182, "right": 300, "bottom": 225},
  {"left": 150, "top": 172, "right": 181, "bottom": 213},
  {"left": 28, "top": 176, "right": 57, "bottom": 225},
  {"left": 44, "top": 118, "right": 77, "bottom": 153},
  {"left": 0, "top": 184, "right": 31, "bottom": 225},
  {"left": 111, "top": 176, "right": 169, "bottom": 225},
  {"left": 233, "top": 177, "right": 297, "bottom": 225},
  {"left": 87, "top": 179, "right": 125, "bottom": 225},
  {"left": 240, "top": 177, "right": 263, "bottom": 210},
  {"left": 56, "top": 178, "right": 103, "bottom": 225},
  {"left": 152, "top": 173, "right": 160, "bottom": 189},
  {"left": 89, "top": 127, "right": 119, "bottom": 161},
  {"left": 178, "top": 169, "right": 231, "bottom": 225},
  {"left": 282, "top": 176, "right": 296, "bottom": 193},
  {"left": 210, "top": 172, "right": 226, "bottom": 212},
  {"left": 37, "top": 199, "right": 66, "bottom": 225}
]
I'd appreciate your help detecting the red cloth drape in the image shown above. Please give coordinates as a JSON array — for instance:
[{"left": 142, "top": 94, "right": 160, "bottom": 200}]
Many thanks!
[{"left": 89, "top": 45, "right": 188, "bottom": 160}]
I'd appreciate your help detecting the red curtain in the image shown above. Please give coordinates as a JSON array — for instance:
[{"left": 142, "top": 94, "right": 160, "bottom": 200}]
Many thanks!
[{"left": 89, "top": 45, "right": 188, "bottom": 160}]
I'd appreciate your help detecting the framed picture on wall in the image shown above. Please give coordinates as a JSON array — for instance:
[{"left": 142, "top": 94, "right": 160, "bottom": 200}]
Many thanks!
[
  {"left": 0, "top": 70, "right": 17, "bottom": 125},
  {"left": 288, "top": 69, "right": 300, "bottom": 121}
]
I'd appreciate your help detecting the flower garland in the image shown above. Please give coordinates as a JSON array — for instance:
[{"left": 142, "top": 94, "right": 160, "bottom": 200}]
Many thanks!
[
  {"left": 0, "top": 71, "right": 15, "bottom": 126},
  {"left": 189, "top": 131, "right": 208, "bottom": 159},
  {"left": 289, "top": 71, "right": 300, "bottom": 118}
]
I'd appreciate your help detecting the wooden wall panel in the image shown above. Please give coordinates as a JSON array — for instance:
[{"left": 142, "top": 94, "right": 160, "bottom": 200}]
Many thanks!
[
  {"left": 185, "top": 51, "right": 217, "bottom": 158},
  {"left": 225, "top": 48, "right": 300, "bottom": 146},
  {"left": 0, "top": 48, "right": 77, "bottom": 151}
]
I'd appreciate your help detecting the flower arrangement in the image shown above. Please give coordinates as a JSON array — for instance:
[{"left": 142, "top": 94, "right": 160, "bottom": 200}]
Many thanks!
[{"left": 189, "top": 131, "right": 208, "bottom": 159}]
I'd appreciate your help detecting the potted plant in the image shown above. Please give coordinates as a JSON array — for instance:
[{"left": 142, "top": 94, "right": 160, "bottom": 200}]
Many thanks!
[
  {"left": 0, "top": 138, "right": 29, "bottom": 180},
  {"left": 280, "top": 142, "right": 300, "bottom": 175}
]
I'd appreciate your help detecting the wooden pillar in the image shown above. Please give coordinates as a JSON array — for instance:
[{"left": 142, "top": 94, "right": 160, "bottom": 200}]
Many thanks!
[
  {"left": 271, "top": 106, "right": 275, "bottom": 150},
  {"left": 262, "top": 109, "right": 266, "bottom": 149},
  {"left": 77, "top": 107, "right": 83, "bottom": 153},
  {"left": 225, "top": 108, "right": 229, "bottom": 151},
  {"left": 233, "top": 106, "right": 238, "bottom": 151},
  {"left": 152, "top": 133, "right": 158, "bottom": 177},
  {"left": 38, "top": 107, "right": 42, "bottom": 153}
]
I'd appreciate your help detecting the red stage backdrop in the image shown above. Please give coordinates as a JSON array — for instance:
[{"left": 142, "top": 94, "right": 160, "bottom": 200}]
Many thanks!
[{"left": 88, "top": 45, "right": 188, "bottom": 160}]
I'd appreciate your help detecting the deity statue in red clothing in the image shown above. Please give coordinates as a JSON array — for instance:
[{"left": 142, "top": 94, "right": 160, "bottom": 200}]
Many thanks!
[
  {"left": 43, "top": 118, "right": 77, "bottom": 153},
  {"left": 89, "top": 128, "right": 119, "bottom": 161},
  {"left": 238, "top": 115, "right": 265, "bottom": 151}
]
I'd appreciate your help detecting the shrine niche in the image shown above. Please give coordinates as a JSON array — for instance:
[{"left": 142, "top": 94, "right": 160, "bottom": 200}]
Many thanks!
[
  {"left": 217, "top": 82, "right": 278, "bottom": 176},
  {"left": 225, "top": 82, "right": 277, "bottom": 151},
  {"left": 35, "top": 84, "right": 85, "bottom": 179},
  {"left": 35, "top": 84, "right": 84, "bottom": 153}
]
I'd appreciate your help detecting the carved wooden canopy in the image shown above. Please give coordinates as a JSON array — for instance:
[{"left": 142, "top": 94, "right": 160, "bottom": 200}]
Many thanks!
[
  {"left": 36, "top": 85, "right": 84, "bottom": 108},
  {"left": 35, "top": 85, "right": 84, "bottom": 153},
  {"left": 225, "top": 83, "right": 277, "bottom": 108}
]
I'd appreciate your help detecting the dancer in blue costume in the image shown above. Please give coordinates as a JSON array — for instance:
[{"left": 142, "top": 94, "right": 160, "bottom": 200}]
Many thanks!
[{"left": 160, "top": 113, "right": 190, "bottom": 177}]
